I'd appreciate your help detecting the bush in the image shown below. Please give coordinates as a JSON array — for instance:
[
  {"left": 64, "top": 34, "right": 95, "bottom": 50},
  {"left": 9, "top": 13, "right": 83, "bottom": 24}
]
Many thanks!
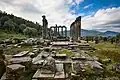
[
  {"left": 23, "top": 27, "right": 38, "bottom": 37},
  {"left": 19, "top": 24, "right": 27, "bottom": 33}
]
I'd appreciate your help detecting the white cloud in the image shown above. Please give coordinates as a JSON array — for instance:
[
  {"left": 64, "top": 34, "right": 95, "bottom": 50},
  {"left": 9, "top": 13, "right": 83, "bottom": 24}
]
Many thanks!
[
  {"left": 82, "top": 7, "right": 120, "bottom": 32},
  {"left": 0, "top": 0, "right": 84, "bottom": 30},
  {"left": 84, "top": 4, "right": 93, "bottom": 9},
  {"left": 0, "top": 0, "right": 120, "bottom": 32}
]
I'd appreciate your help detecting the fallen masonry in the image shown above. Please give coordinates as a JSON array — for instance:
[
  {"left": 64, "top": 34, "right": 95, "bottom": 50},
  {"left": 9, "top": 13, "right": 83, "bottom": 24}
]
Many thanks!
[{"left": 0, "top": 16, "right": 120, "bottom": 80}]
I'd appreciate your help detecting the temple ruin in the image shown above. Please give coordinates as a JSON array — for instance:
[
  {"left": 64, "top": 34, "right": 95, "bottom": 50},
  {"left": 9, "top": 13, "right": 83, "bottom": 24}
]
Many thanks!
[
  {"left": 42, "top": 15, "right": 48, "bottom": 39},
  {"left": 0, "top": 15, "right": 119, "bottom": 80},
  {"left": 70, "top": 16, "right": 81, "bottom": 41},
  {"left": 50, "top": 25, "right": 67, "bottom": 41}
]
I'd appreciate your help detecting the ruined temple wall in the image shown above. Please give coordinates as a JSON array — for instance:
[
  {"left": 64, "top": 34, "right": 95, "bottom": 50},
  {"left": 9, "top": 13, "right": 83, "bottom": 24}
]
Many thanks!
[{"left": 70, "top": 16, "right": 81, "bottom": 41}]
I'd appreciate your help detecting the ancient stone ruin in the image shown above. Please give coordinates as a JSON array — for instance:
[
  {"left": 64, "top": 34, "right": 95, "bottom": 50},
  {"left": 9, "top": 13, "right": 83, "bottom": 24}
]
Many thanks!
[
  {"left": 70, "top": 16, "right": 81, "bottom": 41},
  {"left": 42, "top": 15, "right": 48, "bottom": 39},
  {"left": 0, "top": 15, "right": 119, "bottom": 80},
  {"left": 50, "top": 25, "right": 67, "bottom": 41}
]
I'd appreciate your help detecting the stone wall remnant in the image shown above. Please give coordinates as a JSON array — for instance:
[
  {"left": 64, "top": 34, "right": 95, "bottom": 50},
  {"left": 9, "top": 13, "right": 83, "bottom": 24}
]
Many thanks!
[{"left": 70, "top": 16, "right": 81, "bottom": 41}]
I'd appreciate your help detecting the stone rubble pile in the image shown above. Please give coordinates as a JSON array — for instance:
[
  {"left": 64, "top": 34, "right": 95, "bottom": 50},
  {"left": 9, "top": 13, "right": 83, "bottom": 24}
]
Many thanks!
[{"left": 0, "top": 38, "right": 119, "bottom": 80}]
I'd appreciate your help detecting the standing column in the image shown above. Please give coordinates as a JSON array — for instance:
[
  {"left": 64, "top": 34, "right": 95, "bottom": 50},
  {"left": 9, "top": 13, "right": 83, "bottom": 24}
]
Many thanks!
[
  {"left": 42, "top": 15, "right": 48, "bottom": 39},
  {"left": 58, "top": 27, "right": 59, "bottom": 37},
  {"left": 61, "top": 27, "right": 64, "bottom": 37},
  {"left": 65, "top": 27, "right": 67, "bottom": 37},
  {"left": 54, "top": 27, "right": 55, "bottom": 36},
  {"left": 55, "top": 24, "right": 57, "bottom": 37}
]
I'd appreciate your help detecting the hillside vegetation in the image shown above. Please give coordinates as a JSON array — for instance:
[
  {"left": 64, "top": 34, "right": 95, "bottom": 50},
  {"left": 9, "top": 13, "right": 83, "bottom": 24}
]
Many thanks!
[{"left": 0, "top": 11, "right": 42, "bottom": 39}]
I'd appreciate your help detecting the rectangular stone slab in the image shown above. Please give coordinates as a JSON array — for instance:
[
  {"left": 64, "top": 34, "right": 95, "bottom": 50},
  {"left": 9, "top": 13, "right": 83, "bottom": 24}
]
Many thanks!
[
  {"left": 54, "top": 71, "right": 65, "bottom": 79},
  {"left": 13, "top": 51, "right": 29, "bottom": 57},
  {"left": 33, "top": 69, "right": 54, "bottom": 79},
  {"left": 9, "top": 57, "right": 32, "bottom": 64},
  {"left": 0, "top": 72, "right": 6, "bottom": 80}
]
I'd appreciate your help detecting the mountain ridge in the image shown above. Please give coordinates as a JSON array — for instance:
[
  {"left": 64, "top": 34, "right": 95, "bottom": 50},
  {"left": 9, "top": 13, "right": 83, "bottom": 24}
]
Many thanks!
[{"left": 67, "top": 29, "right": 119, "bottom": 36}]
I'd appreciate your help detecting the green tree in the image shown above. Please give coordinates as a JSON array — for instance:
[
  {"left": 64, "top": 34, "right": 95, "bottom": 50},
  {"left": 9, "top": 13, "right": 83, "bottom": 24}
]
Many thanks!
[
  {"left": 0, "top": 16, "right": 9, "bottom": 26},
  {"left": 3, "top": 19, "right": 16, "bottom": 32},
  {"left": 23, "top": 27, "right": 38, "bottom": 37},
  {"left": 19, "top": 24, "right": 27, "bottom": 33},
  {"left": 116, "top": 33, "right": 120, "bottom": 44},
  {"left": 116, "top": 33, "right": 120, "bottom": 39},
  {"left": 35, "top": 22, "right": 42, "bottom": 36}
]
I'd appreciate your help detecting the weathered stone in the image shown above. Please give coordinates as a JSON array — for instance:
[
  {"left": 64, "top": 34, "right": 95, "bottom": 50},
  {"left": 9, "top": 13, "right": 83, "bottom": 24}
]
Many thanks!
[
  {"left": 44, "top": 47, "right": 51, "bottom": 52},
  {"left": 13, "top": 51, "right": 29, "bottom": 57},
  {"left": 13, "top": 44, "right": 19, "bottom": 48},
  {"left": 101, "top": 58, "right": 111, "bottom": 64},
  {"left": 6, "top": 64, "right": 25, "bottom": 80},
  {"left": 70, "top": 16, "right": 81, "bottom": 41},
  {"left": 33, "top": 69, "right": 54, "bottom": 79},
  {"left": 50, "top": 25, "right": 67, "bottom": 40},
  {"left": 45, "top": 56, "right": 56, "bottom": 72},
  {"left": 9, "top": 57, "right": 32, "bottom": 69},
  {"left": 29, "top": 52, "right": 36, "bottom": 58},
  {"left": 52, "top": 54, "right": 67, "bottom": 59},
  {"left": 72, "top": 61, "right": 85, "bottom": 74},
  {"left": 42, "top": 15, "right": 48, "bottom": 39},
  {"left": 54, "top": 71, "right": 66, "bottom": 79},
  {"left": 4, "top": 39, "right": 12, "bottom": 44},
  {"left": 113, "top": 63, "right": 120, "bottom": 73},
  {"left": 0, "top": 50, "right": 6, "bottom": 78},
  {"left": 0, "top": 60, "right": 6, "bottom": 78},
  {"left": 55, "top": 60, "right": 64, "bottom": 72},
  {"left": 32, "top": 53, "right": 43, "bottom": 64},
  {"left": 86, "top": 61, "right": 103, "bottom": 74}
]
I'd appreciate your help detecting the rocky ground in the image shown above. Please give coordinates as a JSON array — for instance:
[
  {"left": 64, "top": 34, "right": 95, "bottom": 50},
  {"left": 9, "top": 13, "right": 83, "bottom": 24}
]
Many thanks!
[{"left": 0, "top": 38, "right": 120, "bottom": 80}]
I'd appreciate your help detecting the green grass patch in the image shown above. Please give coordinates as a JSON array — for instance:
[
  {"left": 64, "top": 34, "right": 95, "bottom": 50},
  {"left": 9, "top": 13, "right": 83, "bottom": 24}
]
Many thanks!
[
  {"left": 0, "top": 29, "right": 25, "bottom": 40},
  {"left": 89, "top": 42, "right": 120, "bottom": 63},
  {"left": 93, "top": 42, "right": 118, "bottom": 50},
  {"left": 4, "top": 45, "right": 32, "bottom": 55},
  {"left": 58, "top": 49, "right": 75, "bottom": 57}
]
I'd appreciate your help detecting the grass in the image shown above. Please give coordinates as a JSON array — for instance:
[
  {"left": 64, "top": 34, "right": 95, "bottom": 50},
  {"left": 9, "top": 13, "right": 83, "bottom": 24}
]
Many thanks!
[
  {"left": 89, "top": 42, "right": 120, "bottom": 63},
  {"left": 0, "top": 29, "right": 25, "bottom": 40},
  {"left": 4, "top": 45, "right": 32, "bottom": 55},
  {"left": 93, "top": 42, "right": 118, "bottom": 50},
  {"left": 58, "top": 49, "right": 75, "bottom": 57}
]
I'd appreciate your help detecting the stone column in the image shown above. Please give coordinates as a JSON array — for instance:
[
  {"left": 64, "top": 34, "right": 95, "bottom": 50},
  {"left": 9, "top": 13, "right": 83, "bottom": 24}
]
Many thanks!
[
  {"left": 61, "top": 27, "right": 64, "bottom": 37},
  {"left": 58, "top": 27, "right": 59, "bottom": 37},
  {"left": 55, "top": 25, "right": 57, "bottom": 37},
  {"left": 65, "top": 27, "right": 67, "bottom": 37},
  {"left": 42, "top": 15, "right": 48, "bottom": 39}
]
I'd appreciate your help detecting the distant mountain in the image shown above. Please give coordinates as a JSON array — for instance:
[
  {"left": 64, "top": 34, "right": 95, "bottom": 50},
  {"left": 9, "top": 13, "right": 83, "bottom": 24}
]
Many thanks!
[
  {"left": 67, "top": 29, "right": 119, "bottom": 37},
  {"left": 81, "top": 29, "right": 102, "bottom": 36},
  {"left": 102, "top": 31, "right": 119, "bottom": 37}
]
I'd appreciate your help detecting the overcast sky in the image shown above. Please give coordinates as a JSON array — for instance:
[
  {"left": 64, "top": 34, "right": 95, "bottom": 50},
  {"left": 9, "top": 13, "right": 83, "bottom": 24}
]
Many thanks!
[{"left": 0, "top": 0, "right": 120, "bottom": 32}]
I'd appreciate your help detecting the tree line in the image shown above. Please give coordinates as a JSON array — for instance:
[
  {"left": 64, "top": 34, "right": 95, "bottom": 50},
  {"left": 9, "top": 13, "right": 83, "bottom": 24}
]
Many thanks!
[
  {"left": 83, "top": 34, "right": 120, "bottom": 46},
  {"left": 0, "top": 10, "right": 42, "bottom": 37}
]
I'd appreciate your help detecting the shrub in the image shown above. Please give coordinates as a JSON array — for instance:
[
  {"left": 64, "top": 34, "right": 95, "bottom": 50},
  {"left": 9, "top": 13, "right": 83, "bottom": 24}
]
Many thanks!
[{"left": 23, "top": 27, "right": 38, "bottom": 37}]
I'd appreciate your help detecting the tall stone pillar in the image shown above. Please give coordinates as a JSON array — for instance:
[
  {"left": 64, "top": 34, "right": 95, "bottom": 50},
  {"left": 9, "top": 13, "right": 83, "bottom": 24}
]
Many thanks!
[
  {"left": 61, "top": 27, "right": 64, "bottom": 37},
  {"left": 42, "top": 15, "right": 48, "bottom": 39},
  {"left": 65, "top": 27, "right": 67, "bottom": 37},
  {"left": 55, "top": 24, "right": 57, "bottom": 37},
  {"left": 58, "top": 27, "right": 59, "bottom": 37},
  {"left": 70, "top": 16, "right": 81, "bottom": 41}
]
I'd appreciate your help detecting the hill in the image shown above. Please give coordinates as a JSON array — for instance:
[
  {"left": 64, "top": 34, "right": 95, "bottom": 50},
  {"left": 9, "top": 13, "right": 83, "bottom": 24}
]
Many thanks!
[
  {"left": 0, "top": 10, "right": 42, "bottom": 39},
  {"left": 102, "top": 31, "right": 119, "bottom": 36},
  {"left": 67, "top": 29, "right": 119, "bottom": 37}
]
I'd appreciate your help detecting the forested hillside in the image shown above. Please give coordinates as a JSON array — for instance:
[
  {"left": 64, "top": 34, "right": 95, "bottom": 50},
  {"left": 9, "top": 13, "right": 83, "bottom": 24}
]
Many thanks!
[{"left": 0, "top": 10, "right": 42, "bottom": 39}]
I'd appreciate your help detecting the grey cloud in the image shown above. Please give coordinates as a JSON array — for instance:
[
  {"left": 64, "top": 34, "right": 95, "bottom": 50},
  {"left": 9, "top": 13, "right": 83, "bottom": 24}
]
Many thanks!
[
  {"left": 21, "top": 3, "right": 41, "bottom": 14},
  {"left": 0, "top": 0, "right": 15, "bottom": 5}
]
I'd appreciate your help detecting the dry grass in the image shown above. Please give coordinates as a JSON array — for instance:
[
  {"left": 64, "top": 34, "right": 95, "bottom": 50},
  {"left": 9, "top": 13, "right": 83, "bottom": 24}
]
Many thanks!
[{"left": 90, "top": 42, "right": 120, "bottom": 63}]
